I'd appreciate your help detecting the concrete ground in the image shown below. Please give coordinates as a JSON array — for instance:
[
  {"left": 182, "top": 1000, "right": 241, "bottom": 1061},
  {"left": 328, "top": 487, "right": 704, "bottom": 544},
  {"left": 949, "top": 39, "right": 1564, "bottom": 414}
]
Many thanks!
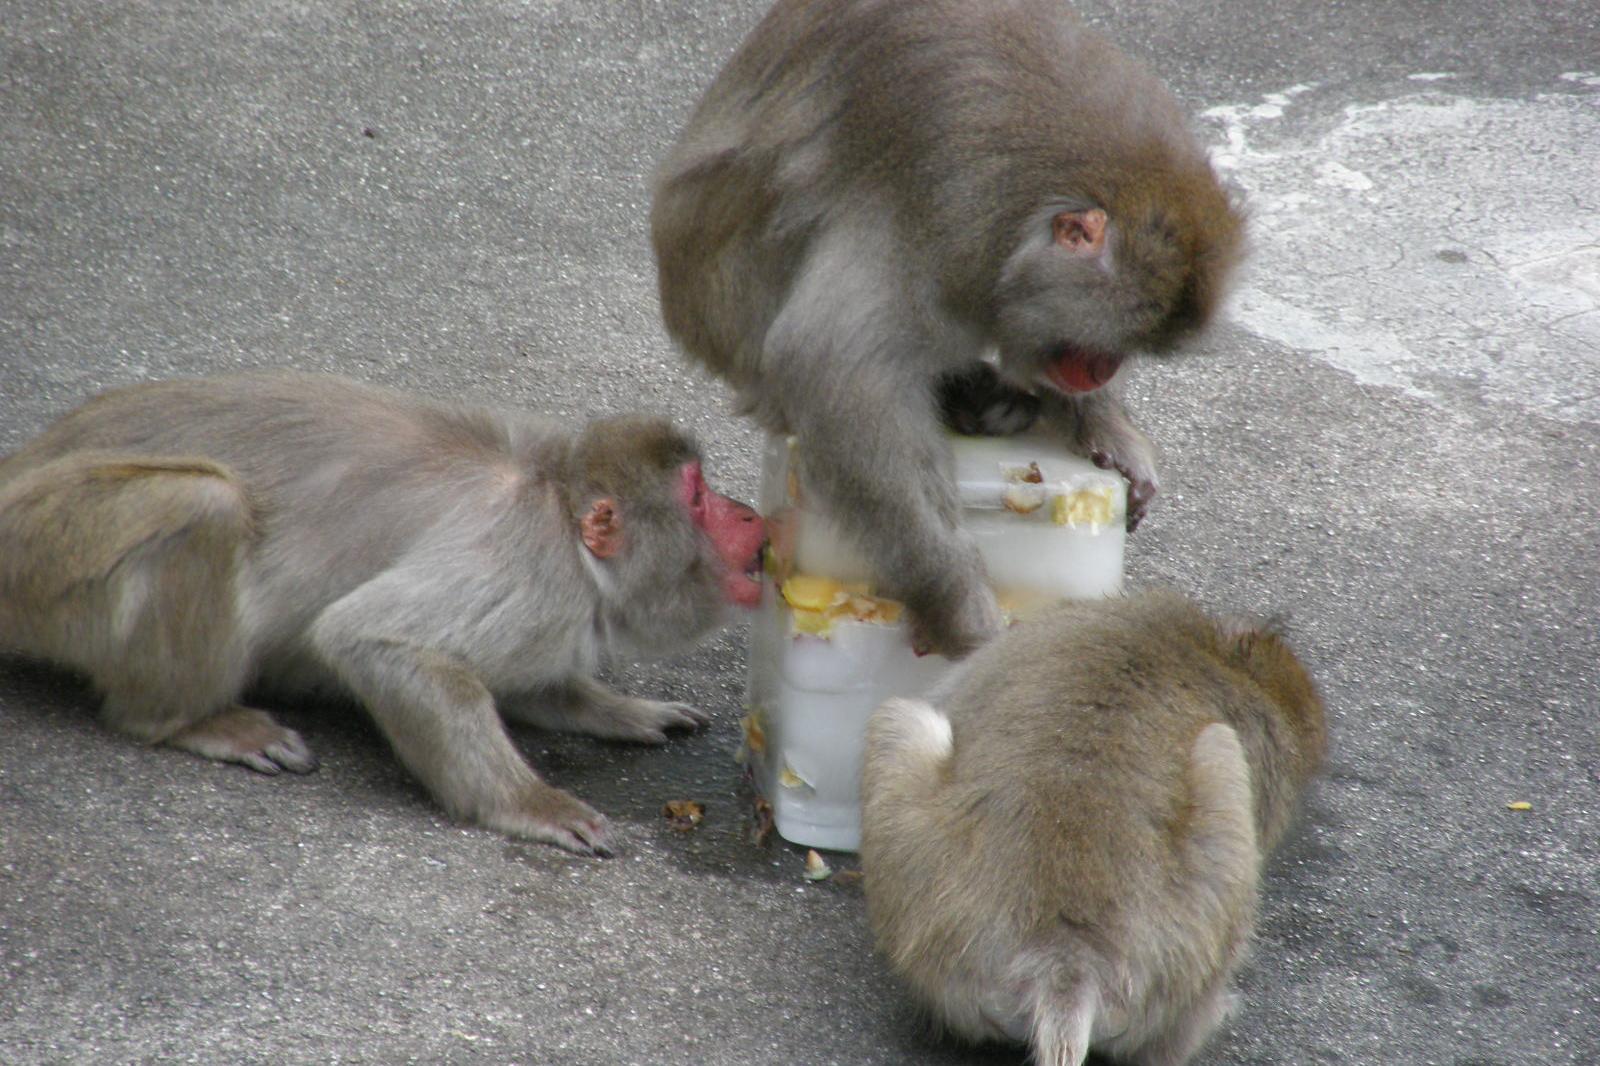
[{"left": 2, "top": 1, "right": 1596, "bottom": 1063}]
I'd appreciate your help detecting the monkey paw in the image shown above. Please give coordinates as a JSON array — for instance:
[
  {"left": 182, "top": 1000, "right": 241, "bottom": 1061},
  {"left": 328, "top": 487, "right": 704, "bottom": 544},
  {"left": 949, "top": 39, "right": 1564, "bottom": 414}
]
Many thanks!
[
  {"left": 613, "top": 698, "right": 712, "bottom": 744},
  {"left": 910, "top": 585, "right": 1003, "bottom": 659},
  {"left": 167, "top": 705, "right": 319, "bottom": 775},
  {"left": 938, "top": 363, "right": 1041, "bottom": 437},
  {"left": 494, "top": 783, "right": 614, "bottom": 857},
  {"left": 1090, "top": 449, "right": 1159, "bottom": 532}
]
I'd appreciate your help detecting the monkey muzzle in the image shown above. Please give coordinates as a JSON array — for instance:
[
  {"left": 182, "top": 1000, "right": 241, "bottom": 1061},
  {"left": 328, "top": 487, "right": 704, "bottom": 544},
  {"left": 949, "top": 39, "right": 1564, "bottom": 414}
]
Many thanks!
[{"left": 1040, "top": 346, "right": 1124, "bottom": 395}]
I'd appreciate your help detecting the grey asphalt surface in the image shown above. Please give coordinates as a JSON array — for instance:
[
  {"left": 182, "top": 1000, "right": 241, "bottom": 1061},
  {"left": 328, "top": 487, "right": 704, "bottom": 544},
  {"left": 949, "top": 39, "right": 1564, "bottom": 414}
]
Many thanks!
[{"left": 2, "top": 2, "right": 1597, "bottom": 1064}]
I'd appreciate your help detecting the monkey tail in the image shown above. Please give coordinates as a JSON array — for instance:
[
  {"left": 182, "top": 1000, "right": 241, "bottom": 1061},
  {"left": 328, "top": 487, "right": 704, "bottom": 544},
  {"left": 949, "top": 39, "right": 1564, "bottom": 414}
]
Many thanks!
[{"left": 1025, "top": 969, "right": 1100, "bottom": 1066}]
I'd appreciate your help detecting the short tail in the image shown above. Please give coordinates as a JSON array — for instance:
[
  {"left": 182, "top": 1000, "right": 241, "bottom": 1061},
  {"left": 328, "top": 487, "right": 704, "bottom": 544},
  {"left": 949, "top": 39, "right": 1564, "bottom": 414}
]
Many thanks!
[{"left": 1028, "top": 971, "right": 1099, "bottom": 1066}]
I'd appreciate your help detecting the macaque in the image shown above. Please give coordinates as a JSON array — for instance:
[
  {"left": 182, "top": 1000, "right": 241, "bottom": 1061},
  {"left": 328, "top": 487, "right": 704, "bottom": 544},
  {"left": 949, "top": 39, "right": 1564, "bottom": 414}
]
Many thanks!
[
  {"left": 652, "top": 0, "right": 1244, "bottom": 656},
  {"left": 0, "top": 372, "right": 766, "bottom": 856},
  {"left": 861, "top": 591, "right": 1326, "bottom": 1065}
]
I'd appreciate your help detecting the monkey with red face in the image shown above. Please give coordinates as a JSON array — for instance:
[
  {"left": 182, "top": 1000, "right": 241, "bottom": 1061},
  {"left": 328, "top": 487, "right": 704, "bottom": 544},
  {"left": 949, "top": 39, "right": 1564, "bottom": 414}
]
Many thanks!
[
  {"left": 0, "top": 372, "right": 766, "bottom": 855},
  {"left": 653, "top": 0, "right": 1244, "bottom": 657}
]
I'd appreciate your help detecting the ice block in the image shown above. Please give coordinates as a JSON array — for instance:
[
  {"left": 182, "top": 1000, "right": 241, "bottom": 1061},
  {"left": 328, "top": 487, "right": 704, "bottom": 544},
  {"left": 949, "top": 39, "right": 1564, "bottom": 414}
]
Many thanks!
[{"left": 741, "top": 431, "right": 1126, "bottom": 851}]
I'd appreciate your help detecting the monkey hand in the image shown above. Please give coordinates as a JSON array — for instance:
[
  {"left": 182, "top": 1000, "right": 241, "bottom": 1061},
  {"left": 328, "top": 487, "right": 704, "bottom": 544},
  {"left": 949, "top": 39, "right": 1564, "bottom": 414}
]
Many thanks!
[
  {"left": 1091, "top": 446, "right": 1159, "bottom": 532},
  {"left": 1067, "top": 395, "right": 1160, "bottom": 532},
  {"left": 937, "top": 363, "right": 1042, "bottom": 437},
  {"left": 909, "top": 582, "right": 1003, "bottom": 659}
]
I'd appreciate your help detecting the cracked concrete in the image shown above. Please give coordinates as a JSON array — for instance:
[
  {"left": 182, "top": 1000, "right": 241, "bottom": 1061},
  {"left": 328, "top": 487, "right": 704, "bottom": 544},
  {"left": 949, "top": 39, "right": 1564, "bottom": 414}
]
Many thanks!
[{"left": 1209, "top": 80, "right": 1600, "bottom": 421}]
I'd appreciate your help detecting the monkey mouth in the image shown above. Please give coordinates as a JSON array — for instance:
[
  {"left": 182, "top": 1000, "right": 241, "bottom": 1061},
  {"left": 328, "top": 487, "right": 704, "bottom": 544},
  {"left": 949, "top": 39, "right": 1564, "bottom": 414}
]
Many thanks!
[
  {"left": 1040, "top": 346, "right": 1123, "bottom": 394},
  {"left": 724, "top": 554, "right": 766, "bottom": 609}
]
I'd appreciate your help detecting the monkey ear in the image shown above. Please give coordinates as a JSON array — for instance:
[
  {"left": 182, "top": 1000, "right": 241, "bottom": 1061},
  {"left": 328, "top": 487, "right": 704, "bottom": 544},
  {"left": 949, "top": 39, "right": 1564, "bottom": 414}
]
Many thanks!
[
  {"left": 1052, "top": 208, "right": 1108, "bottom": 255},
  {"left": 580, "top": 498, "right": 624, "bottom": 559}
]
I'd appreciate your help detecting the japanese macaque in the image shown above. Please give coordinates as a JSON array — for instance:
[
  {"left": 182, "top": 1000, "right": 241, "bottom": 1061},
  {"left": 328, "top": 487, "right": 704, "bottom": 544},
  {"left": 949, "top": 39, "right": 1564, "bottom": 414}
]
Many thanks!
[
  {"left": 652, "top": 0, "right": 1244, "bottom": 656},
  {"left": 0, "top": 372, "right": 766, "bottom": 856},
  {"left": 860, "top": 591, "right": 1326, "bottom": 1065}
]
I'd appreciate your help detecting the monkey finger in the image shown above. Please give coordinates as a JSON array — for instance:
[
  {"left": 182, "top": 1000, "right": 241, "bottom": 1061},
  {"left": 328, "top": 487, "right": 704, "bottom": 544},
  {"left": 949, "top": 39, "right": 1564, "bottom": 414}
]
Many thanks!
[
  {"left": 1125, "top": 478, "right": 1158, "bottom": 532},
  {"left": 1090, "top": 450, "right": 1157, "bottom": 532}
]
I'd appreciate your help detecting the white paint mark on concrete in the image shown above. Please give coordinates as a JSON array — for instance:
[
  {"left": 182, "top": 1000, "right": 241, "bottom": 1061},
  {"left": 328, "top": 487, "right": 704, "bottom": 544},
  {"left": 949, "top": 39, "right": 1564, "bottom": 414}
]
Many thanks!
[
  {"left": 1407, "top": 72, "right": 1458, "bottom": 82},
  {"left": 1203, "top": 78, "right": 1600, "bottom": 423},
  {"left": 1559, "top": 71, "right": 1600, "bottom": 88},
  {"left": 1314, "top": 160, "right": 1375, "bottom": 193}
]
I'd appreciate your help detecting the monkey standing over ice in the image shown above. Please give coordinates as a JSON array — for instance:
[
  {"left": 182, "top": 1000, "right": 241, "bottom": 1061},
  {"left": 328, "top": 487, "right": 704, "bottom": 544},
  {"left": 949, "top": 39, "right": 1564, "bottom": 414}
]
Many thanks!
[
  {"left": 861, "top": 591, "right": 1326, "bottom": 1065},
  {"left": 652, "top": 0, "right": 1244, "bottom": 657},
  {"left": 0, "top": 372, "right": 767, "bottom": 855}
]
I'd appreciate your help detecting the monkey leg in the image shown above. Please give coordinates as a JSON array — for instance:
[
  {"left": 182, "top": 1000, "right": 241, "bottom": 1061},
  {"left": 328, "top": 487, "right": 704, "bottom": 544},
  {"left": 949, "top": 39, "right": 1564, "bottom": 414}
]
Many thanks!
[
  {"left": 1110, "top": 721, "right": 1258, "bottom": 1066},
  {"left": 1131, "top": 980, "right": 1239, "bottom": 1066},
  {"left": 1181, "top": 723, "right": 1260, "bottom": 913},
  {"left": 308, "top": 607, "right": 612, "bottom": 855},
  {"left": 863, "top": 697, "right": 954, "bottom": 793},
  {"left": 765, "top": 346, "right": 1002, "bottom": 655},
  {"left": 0, "top": 453, "right": 264, "bottom": 745},
  {"left": 501, "top": 676, "right": 709, "bottom": 745}
]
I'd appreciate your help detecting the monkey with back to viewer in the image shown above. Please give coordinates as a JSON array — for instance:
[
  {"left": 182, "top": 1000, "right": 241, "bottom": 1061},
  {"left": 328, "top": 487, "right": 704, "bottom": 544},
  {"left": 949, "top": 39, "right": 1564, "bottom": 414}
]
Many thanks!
[
  {"left": 861, "top": 591, "right": 1327, "bottom": 1066},
  {"left": 653, "top": 0, "right": 1245, "bottom": 657},
  {"left": 0, "top": 371, "right": 767, "bottom": 856}
]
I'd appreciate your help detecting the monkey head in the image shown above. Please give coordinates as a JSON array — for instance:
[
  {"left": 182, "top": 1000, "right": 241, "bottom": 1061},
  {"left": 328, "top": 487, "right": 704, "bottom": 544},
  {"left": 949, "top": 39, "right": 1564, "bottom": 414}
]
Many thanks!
[
  {"left": 990, "top": 173, "right": 1244, "bottom": 400},
  {"left": 573, "top": 417, "right": 766, "bottom": 653}
]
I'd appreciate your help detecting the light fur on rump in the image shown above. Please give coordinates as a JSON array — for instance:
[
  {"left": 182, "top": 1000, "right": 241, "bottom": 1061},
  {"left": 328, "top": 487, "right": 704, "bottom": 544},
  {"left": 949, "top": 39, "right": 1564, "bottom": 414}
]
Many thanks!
[
  {"left": 0, "top": 372, "right": 766, "bottom": 855},
  {"left": 861, "top": 591, "right": 1325, "bottom": 1065}
]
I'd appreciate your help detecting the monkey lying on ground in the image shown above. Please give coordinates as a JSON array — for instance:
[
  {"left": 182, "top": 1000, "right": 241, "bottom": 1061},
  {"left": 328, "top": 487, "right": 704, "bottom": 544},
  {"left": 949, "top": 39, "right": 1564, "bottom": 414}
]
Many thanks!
[
  {"left": 0, "top": 372, "right": 766, "bottom": 855},
  {"left": 861, "top": 591, "right": 1325, "bottom": 1065},
  {"left": 653, "top": 0, "right": 1244, "bottom": 657}
]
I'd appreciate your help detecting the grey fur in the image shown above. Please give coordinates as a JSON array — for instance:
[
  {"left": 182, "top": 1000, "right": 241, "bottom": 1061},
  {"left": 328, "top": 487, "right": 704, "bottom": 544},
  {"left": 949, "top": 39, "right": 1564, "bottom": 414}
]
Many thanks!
[
  {"left": 652, "top": 0, "right": 1243, "bottom": 656},
  {"left": 0, "top": 372, "right": 754, "bottom": 855}
]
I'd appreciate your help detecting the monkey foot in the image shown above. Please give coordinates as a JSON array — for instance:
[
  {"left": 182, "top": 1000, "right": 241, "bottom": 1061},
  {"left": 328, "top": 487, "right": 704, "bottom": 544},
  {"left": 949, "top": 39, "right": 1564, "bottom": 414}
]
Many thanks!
[
  {"left": 493, "top": 784, "right": 614, "bottom": 857},
  {"left": 167, "top": 705, "right": 319, "bottom": 775},
  {"left": 604, "top": 698, "right": 711, "bottom": 745}
]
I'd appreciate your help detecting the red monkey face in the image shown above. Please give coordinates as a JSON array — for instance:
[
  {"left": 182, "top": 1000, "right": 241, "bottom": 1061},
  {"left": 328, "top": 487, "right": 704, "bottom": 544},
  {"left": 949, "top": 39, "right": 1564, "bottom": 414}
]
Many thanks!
[{"left": 677, "top": 461, "right": 767, "bottom": 608}]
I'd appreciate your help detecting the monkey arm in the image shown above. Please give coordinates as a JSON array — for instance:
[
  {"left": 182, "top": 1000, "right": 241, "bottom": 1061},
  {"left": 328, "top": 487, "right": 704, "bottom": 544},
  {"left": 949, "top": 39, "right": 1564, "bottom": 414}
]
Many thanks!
[
  {"left": 760, "top": 328, "right": 1003, "bottom": 657},
  {"left": 306, "top": 566, "right": 612, "bottom": 855}
]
